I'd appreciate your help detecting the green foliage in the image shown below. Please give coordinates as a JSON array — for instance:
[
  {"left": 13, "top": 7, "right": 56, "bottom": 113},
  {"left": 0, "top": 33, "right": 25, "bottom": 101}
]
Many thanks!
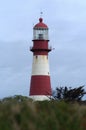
[
  {"left": 0, "top": 95, "right": 86, "bottom": 130},
  {"left": 55, "top": 86, "right": 85, "bottom": 101}
]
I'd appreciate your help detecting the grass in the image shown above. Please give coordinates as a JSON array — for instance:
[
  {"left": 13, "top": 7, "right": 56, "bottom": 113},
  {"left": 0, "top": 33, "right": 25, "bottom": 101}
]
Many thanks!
[{"left": 0, "top": 95, "right": 86, "bottom": 130}]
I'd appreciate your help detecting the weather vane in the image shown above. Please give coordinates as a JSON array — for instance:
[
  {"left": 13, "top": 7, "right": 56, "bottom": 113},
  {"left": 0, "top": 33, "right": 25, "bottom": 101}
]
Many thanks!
[{"left": 40, "top": 12, "right": 43, "bottom": 17}]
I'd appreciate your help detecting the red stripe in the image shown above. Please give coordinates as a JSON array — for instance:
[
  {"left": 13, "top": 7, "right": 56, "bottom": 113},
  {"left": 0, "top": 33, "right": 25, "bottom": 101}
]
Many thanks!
[
  {"left": 33, "top": 40, "right": 49, "bottom": 49},
  {"left": 33, "top": 51, "right": 48, "bottom": 55},
  {"left": 29, "top": 75, "right": 52, "bottom": 95},
  {"left": 30, "top": 40, "right": 51, "bottom": 55}
]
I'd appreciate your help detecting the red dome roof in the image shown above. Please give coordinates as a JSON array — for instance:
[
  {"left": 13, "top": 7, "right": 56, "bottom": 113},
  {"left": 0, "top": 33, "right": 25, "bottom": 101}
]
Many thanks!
[{"left": 34, "top": 18, "right": 48, "bottom": 28}]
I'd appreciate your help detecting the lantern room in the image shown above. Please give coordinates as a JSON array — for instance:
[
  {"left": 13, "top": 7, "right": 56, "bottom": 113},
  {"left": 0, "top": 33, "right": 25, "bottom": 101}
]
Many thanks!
[{"left": 33, "top": 18, "right": 49, "bottom": 40}]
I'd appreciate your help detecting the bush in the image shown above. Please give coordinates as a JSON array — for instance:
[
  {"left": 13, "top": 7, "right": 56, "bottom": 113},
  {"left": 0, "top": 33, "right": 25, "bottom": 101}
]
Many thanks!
[{"left": 0, "top": 95, "right": 86, "bottom": 130}]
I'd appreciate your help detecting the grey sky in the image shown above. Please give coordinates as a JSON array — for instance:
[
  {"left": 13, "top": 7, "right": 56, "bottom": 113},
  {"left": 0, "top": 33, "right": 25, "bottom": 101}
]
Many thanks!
[{"left": 0, "top": 0, "right": 86, "bottom": 98}]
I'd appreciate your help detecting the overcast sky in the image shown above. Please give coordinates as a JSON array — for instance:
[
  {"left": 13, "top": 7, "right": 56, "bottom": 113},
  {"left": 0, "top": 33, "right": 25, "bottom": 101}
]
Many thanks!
[{"left": 0, "top": 0, "right": 86, "bottom": 98}]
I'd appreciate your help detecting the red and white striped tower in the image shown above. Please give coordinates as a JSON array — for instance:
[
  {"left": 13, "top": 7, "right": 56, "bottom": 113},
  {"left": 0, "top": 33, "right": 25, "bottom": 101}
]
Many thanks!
[{"left": 29, "top": 17, "right": 52, "bottom": 101}]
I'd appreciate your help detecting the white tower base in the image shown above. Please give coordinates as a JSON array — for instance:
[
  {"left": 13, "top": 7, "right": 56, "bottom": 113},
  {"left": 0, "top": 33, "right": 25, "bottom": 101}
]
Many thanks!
[{"left": 29, "top": 95, "right": 52, "bottom": 101}]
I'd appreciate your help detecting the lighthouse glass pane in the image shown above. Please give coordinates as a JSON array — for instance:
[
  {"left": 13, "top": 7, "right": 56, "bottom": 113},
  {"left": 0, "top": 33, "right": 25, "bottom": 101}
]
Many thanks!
[{"left": 33, "top": 28, "right": 48, "bottom": 40}]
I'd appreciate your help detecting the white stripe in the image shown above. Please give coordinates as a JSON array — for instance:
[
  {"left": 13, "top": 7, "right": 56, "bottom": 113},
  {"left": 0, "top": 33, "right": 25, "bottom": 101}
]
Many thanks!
[{"left": 31, "top": 55, "right": 50, "bottom": 75}]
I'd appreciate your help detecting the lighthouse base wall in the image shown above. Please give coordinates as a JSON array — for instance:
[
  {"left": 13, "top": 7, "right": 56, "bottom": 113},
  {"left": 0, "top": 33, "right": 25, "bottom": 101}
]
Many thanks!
[{"left": 29, "top": 95, "right": 52, "bottom": 101}]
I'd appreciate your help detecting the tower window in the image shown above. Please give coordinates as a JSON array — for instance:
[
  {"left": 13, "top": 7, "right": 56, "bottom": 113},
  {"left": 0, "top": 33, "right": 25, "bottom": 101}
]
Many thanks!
[{"left": 39, "top": 34, "right": 43, "bottom": 39}]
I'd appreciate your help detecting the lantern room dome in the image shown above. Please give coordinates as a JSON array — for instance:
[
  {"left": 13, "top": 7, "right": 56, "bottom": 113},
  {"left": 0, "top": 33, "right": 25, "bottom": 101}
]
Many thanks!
[{"left": 34, "top": 18, "right": 48, "bottom": 29}]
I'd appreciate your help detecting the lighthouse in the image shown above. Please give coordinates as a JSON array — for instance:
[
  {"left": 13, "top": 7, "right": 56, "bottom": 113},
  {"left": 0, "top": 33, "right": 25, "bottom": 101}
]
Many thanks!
[{"left": 29, "top": 17, "right": 52, "bottom": 101}]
